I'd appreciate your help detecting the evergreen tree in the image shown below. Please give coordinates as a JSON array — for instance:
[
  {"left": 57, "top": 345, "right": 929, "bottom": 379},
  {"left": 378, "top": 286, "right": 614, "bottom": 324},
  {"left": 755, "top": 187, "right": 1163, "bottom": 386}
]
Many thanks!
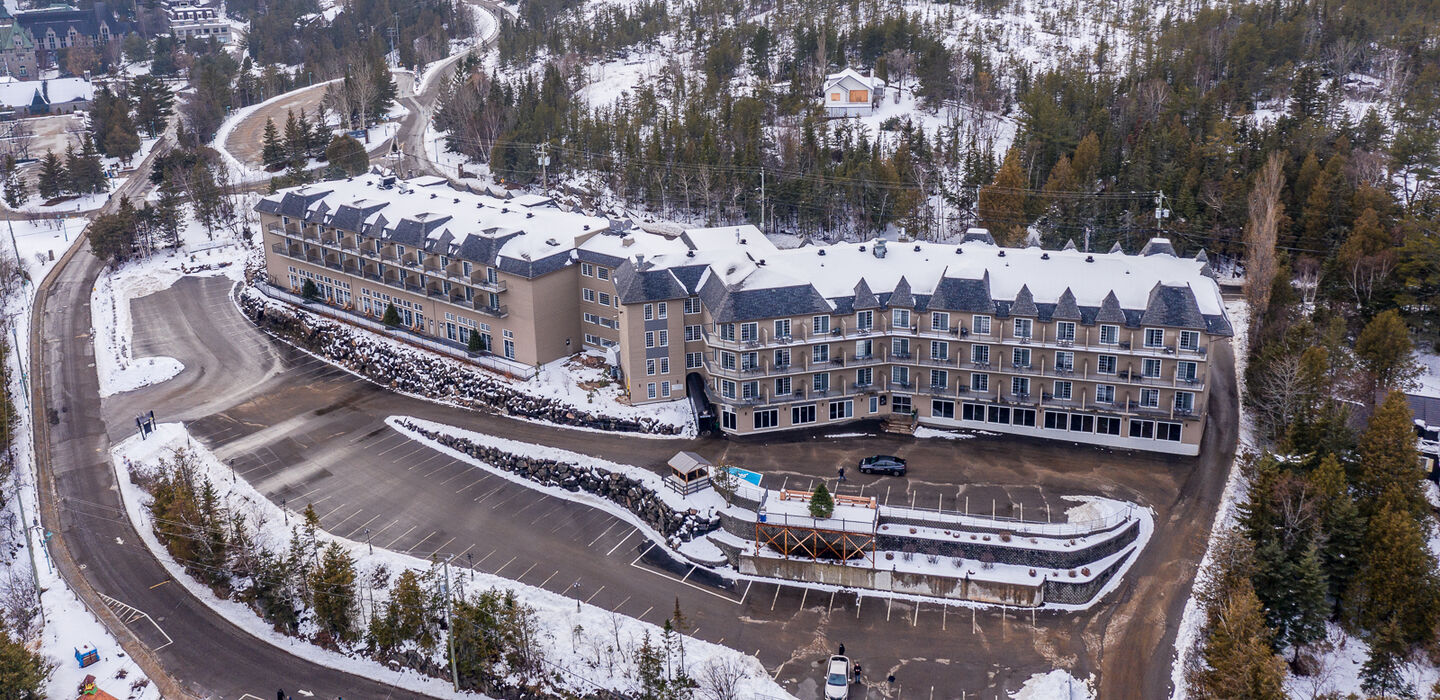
[
  {"left": 0, "top": 623, "right": 47, "bottom": 700},
  {"left": 1360, "top": 619, "right": 1416, "bottom": 700},
  {"left": 153, "top": 172, "right": 184, "bottom": 248},
  {"left": 1354, "top": 391, "right": 1425, "bottom": 518},
  {"left": 132, "top": 74, "right": 175, "bottom": 137},
  {"left": 370, "top": 58, "right": 398, "bottom": 121},
  {"left": 325, "top": 134, "right": 368, "bottom": 176},
  {"left": 1, "top": 156, "right": 26, "bottom": 209},
  {"left": 67, "top": 136, "right": 108, "bottom": 194},
  {"left": 284, "top": 109, "right": 306, "bottom": 166},
  {"left": 1190, "top": 579, "right": 1286, "bottom": 700},
  {"left": 1355, "top": 313, "right": 1419, "bottom": 399},
  {"left": 391, "top": 569, "right": 436, "bottom": 649},
  {"left": 466, "top": 328, "right": 483, "bottom": 353},
  {"left": 809, "top": 481, "right": 834, "bottom": 519},
  {"left": 310, "top": 542, "right": 358, "bottom": 642},
  {"left": 1308, "top": 454, "right": 1363, "bottom": 605},
  {"left": 978, "top": 147, "right": 1027, "bottom": 245},
  {"left": 381, "top": 303, "right": 401, "bottom": 326},
  {"left": 1347, "top": 492, "right": 1440, "bottom": 645},
  {"left": 301, "top": 278, "right": 319, "bottom": 301},
  {"left": 36, "top": 150, "right": 65, "bottom": 200},
  {"left": 105, "top": 110, "right": 143, "bottom": 165},
  {"left": 261, "top": 117, "right": 286, "bottom": 169}
]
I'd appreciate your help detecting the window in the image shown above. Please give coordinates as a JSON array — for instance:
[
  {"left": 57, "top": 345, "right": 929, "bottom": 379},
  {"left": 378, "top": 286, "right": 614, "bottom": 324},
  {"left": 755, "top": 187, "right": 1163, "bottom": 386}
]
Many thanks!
[
  {"left": 1053, "top": 381, "right": 1072, "bottom": 400},
  {"left": 962, "top": 402, "right": 985, "bottom": 421},
  {"left": 645, "top": 332, "right": 656, "bottom": 348},
  {"left": 933, "top": 400, "right": 955, "bottom": 419},
  {"left": 1100, "top": 325, "right": 1119, "bottom": 345},
  {"left": 1012, "top": 348, "right": 1031, "bottom": 368},
  {"left": 972, "top": 345, "right": 990, "bottom": 365},
  {"left": 720, "top": 352, "right": 736, "bottom": 370},
  {"left": 869, "top": 396, "right": 880, "bottom": 413},
  {"left": 647, "top": 383, "right": 657, "bottom": 399},
  {"left": 646, "top": 359, "right": 656, "bottom": 376},
  {"left": 1157, "top": 422, "right": 1182, "bottom": 441},
  {"left": 1140, "top": 389, "right": 1160, "bottom": 407},
  {"left": 931, "top": 341, "right": 949, "bottom": 360},
  {"left": 1069, "top": 414, "right": 1094, "bottom": 433},
  {"left": 644, "top": 304, "right": 654, "bottom": 320},
  {"left": 855, "top": 339, "right": 873, "bottom": 358},
  {"left": 812, "top": 315, "right": 830, "bottom": 334},
  {"left": 685, "top": 325, "right": 703, "bottom": 342},
  {"left": 775, "top": 377, "right": 792, "bottom": 395},
  {"left": 1044, "top": 411, "right": 1067, "bottom": 430},
  {"left": 1177, "top": 361, "right": 1198, "bottom": 383},
  {"left": 793, "top": 405, "right": 817, "bottom": 424},
  {"left": 931, "top": 312, "right": 950, "bottom": 331},
  {"left": 1097, "top": 354, "right": 1117, "bottom": 375},
  {"left": 1179, "top": 330, "right": 1200, "bottom": 351},
  {"left": 1142, "top": 358, "right": 1162, "bottom": 378},
  {"left": 813, "top": 344, "right": 830, "bottom": 363},
  {"left": 1055, "top": 351, "right": 1074, "bottom": 372},
  {"left": 891, "top": 338, "right": 910, "bottom": 358},
  {"left": 774, "top": 349, "right": 791, "bottom": 368},
  {"left": 720, "top": 380, "right": 736, "bottom": 399},
  {"left": 659, "top": 358, "right": 669, "bottom": 374},
  {"left": 740, "top": 323, "right": 759, "bottom": 342},
  {"left": 657, "top": 302, "right": 667, "bottom": 319},
  {"left": 848, "top": 88, "right": 868, "bottom": 102},
  {"left": 892, "top": 309, "right": 910, "bottom": 328},
  {"left": 930, "top": 369, "right": 948, "bottom": 389},
  {"left": 658, "top": 330, "right": 668, "bottom": 347},
  {"left": 1013, "top": 408, "right": 1036, "bottom": 427},
  {"left": 463, "top": 261, "right": 473, "bottom": 276},
  {"left": 661, "top": 381, "right": 671, "bottom": 397},
  {"left": 891, "top": 366, "right": 909, "bottom": 386},
  {"left": 753, "top": 410, "right": 779, "bottom": 429},
  {"left": 973, "top": 315, "right": 992, "bottom": 335},
  {"left": 987, "top": 406, "right": 1011, "bottom": 424},
  {"left": 1011, "top": 376, "right": 1030, "bottom": 396},
  {"left": 829, "top": 400, "right": 853, "bottom": 420},
  {"left": 813, "top": 373, "right": 830, "bottom": 393},
  {"left": 971, "top": 373, "right": 989, "bottom": 392},
  {"left": 1174, "top": 391, "right": 1195, "bottom": 413},
  {"left": 1013, "top": 318, "right": 1033, "bottom": 339},
  {"left": 1130, "top": 419, "right": 1155, "bottom": 439},
  {"left": 598, "top": 292, "right": 611, "bottom": 306},
  {"left": 684, "top": 297, "right": 701, "bottom": 314},
  {"left": 721, "top": 409, "right": 736, "bottom": 430},
  {"left": 742, "top": 381, "right": 760, "bottom": 400},
  {"left": 597, "top": 267, "right": 610, "bottom": 280},
  {"left": 583, "top": 288, "right": 596, "bottom": 303},
  {"left": 774, "top": 319, "right": 791, "bottom": 339},
  {"left": 1096, "top": 417, "right": 1122, "bottom": 435},
  {"left": 741, "top": 352, "right": 759, "bottom": 371},
  {"left": 892, "top": 395, "right": 911, "bottom": 414},
  {"left": 1144, "top": 328, "right": 1164, "bottom": 348},
  {"left": 1056, "top": 321, "right": 1076, "bottom": 343},
  {"left": 1096, "top": 385, "right": 1115, "bottom": 404},
  {"left": 856, "top": 367, "right": 873, "bottom": 387},
  {"left": 856, "top": 310, "right": 873, "bottom": 331},
  {"left": 686, "top": 352, "right": 703, "bottom": 369},
  {"left": 719, "top": 324, "right": 735, "bottom": 341},
  {"left": 503, "top": 339, "right": 515, "bottom": 359}
]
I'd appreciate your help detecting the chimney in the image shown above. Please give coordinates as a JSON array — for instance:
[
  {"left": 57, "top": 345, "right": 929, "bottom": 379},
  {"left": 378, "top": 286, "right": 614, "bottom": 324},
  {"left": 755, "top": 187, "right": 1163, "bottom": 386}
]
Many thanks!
[{"left": 873, "top": 239, "right": 887, "bottom": 259}]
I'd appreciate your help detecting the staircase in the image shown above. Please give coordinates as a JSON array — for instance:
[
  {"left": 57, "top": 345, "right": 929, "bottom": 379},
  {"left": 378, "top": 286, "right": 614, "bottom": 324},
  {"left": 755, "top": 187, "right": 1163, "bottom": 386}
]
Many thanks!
[{"left": 882, "top": 413, "right": 917, "bottom": 435}]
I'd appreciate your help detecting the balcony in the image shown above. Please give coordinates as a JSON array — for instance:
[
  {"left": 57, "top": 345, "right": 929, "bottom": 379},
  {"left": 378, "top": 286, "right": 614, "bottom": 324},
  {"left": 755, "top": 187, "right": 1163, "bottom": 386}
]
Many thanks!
[
  {"left": 917, "top": 355, "right": 957, "bottom": 369},
  {"left": 1126, "top": 400, "right": 1170, "bottom": 418},
  {"left": 889, "top": 351, "right": 914, "bottom": 360},
  {"left": 851, "top": 381, "right": 879, "bottom": 394},
  {"left": 473, "top": 301, "right": 509, "bottom": 318},
  {"left": 475, "top": 278, "right": 507, "bottom": 293}
]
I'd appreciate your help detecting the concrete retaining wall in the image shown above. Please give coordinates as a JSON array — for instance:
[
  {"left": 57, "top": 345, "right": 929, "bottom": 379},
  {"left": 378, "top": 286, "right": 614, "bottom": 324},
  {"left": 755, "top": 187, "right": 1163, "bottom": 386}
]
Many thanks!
[
  {"left": 738, "top": 555, "right": 1044, "bottom": 606},
  {"left": 875, "top": 519, "right": 1140, "bottom": 570}
]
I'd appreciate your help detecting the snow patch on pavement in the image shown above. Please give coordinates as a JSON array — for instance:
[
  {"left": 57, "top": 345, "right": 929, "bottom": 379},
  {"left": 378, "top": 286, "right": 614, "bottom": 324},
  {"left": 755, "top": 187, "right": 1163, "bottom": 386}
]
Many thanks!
[{"left": 1011, "top": 669, "right": 1095, "bottom": 699}]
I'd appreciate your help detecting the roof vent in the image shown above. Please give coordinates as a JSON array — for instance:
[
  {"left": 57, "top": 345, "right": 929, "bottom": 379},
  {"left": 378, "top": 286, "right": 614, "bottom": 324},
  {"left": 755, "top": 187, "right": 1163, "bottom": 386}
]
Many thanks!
[
  {"left": 453, "top": 198, "right": 460, "bottom": 204},
  {"left": 757, "top": 259, "right": 766, "bottom": 266},
  {"left": 1085, "top": 255, "right": 1095, "bottom": 263},
  {"left": 430, "top": 193, "right": 437, "bottom": 199},
  {"left": 1041, "top": 253, "right": 1050, "bottom": 260},
  {"left": 818, "top": 249, "right": 827, "bottom": 256},
  {"left": 583, "top": 225, "right": 590, "bottom": 231},
  {"left": 686, "top": 250, "right": 696, "bottom": 258},
  {"left": 859, "top": 245, "right": 867, "bottom": 252},
  {"left": 913, "top": 245, "right": 921, "bottom": 252},
  {"left": 873, "top": 240, "right": 888, "bottom": 258},
  {"left": 739, "top": 238, "right": 747, "bottom": 245},
  {"left": 526, "top": 212, "right": 534, "bottom": 219},
  {"left": 955, "top": 247, "right": 963, "bottom": 254},
  {"left": 998, "top": 250, "right": 1006, "bottom": 258},
  {"left": 546, "top": 238, "right": 559, "bottom": 246},
  {"left": 502, "top": 208, "right": 509, "bottom": 213}
]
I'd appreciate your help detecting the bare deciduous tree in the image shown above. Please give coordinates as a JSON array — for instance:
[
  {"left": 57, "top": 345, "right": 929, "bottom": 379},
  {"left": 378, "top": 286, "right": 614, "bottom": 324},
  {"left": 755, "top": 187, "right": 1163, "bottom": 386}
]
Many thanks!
[
  {"left": 1243, "top": 153, "right": 1284, "bottom": 338},
  {"left": 1253, "top": 351, "right": 1303, "bottom": 443},
  {"left": 697, "top": 656, "right": 751, "bottom": 700}
]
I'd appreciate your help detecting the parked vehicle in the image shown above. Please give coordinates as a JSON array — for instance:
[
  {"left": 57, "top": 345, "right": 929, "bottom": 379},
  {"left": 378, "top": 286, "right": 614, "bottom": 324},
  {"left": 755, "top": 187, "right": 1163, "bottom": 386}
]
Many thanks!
[
  {"left": 858, "top": 455, "right": 907, "bottom": 476},
  {"left": 825, "top": 655, "right": 852, "bottom": 699}
]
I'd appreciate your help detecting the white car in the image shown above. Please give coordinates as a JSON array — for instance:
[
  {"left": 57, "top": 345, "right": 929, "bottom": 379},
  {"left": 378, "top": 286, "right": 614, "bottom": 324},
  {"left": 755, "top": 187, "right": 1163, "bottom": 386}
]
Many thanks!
[{"left": 825, "top": 655, "right": 851, "bottom": 699}]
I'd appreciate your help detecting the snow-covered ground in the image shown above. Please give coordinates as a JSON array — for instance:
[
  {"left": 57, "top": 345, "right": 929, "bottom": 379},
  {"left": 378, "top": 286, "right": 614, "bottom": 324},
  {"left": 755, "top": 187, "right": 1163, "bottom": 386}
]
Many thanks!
[
  {"left": 1, "top": 215, "right": 159, "bottom": 700},
  {"left": 91, "top": 211, "right": 252, "bottom": 397},
  {"left": 1414, "top": 350, "right": 1440, "bottom": 399},
  {"left": 1169, "top": 298, "right": 1251, "bottom": 700},
  {"left": 1011, "top": 669, "right": 1095, "bottom": 699},
  {"left": 112, "top": 422, "right": 794, "bottom": 699}
]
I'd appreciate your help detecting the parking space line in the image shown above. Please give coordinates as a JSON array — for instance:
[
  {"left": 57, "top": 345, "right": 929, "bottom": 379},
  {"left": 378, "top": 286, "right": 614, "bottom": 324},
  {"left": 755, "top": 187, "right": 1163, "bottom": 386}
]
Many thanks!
[
  {"left": 410, "top": 530, "right": 438, "bottom": 550},
  {"left": 516, "top": 562, "right": 537, "bottom": 581},
  {"left": 342, "top": 512, "right": 385, "bottom": 539},
  {"left": 429, "top": 536, "right": 456, "bottom": 557},
  {"left": 604, "top": 531, "right": 635, "bottom": 556},
  {"left": 492, "top": 555, "right": 518, "bottom": 575},
  {"left": 317, "top": 501, "right": 347, "bottom": 521},
  {"left": 539, "top": 570, "right": 559, "bottom": 588},
  {"left": 382, "top": 524, "right": 418, "bottom": 548},
  {"left": 587, "top": 522, "right": 618, "bottom": 546},
  {"left": 584, "top": 586, "right": 605, "bottom": 603},
  {"left": 476, "top": 548, "right": 497, "bottom": 565},
  {"left": 327, "top": 507, "right": 365, "bottom": 532}
]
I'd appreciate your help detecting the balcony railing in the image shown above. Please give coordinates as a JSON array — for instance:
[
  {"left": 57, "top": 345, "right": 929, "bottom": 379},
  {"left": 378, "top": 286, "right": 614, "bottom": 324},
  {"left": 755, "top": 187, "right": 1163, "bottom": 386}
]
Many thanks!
[{"left": 473, "top": 301, "right": 508, "bottom": 318}]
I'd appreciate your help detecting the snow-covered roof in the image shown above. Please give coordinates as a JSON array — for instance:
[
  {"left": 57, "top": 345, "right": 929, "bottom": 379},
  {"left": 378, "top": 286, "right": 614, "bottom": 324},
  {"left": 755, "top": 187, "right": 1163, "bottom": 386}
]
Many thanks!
[
  {"left": 0, "top": 77, "right": 93, "bottom": 109},
  {"left": 823, "top": 68, "right": 885, "bottom": 91},
  {"left": 257, "top": 177, "right": 615, "bottom": 279}
]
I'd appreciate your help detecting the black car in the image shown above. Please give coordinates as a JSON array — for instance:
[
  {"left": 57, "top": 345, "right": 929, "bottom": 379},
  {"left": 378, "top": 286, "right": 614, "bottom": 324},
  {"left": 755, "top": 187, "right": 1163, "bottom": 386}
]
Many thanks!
[{"left": 858, "top": 455, "right": 907, "bottom": 476}]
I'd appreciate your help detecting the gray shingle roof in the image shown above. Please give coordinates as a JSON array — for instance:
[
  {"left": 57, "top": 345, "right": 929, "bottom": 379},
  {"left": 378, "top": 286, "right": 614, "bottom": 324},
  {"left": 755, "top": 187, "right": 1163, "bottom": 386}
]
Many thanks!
[
  {"left": 1010, "top": 284, "right": 1038, "bottom": 317},
  {"left": 1052, "top": 288, "right": 1082, "bottom": 320},
  {"left": 698, "top": 273, "right": 831, "bottom": 322},
  {"left": 888, "top": 276, "right": 915, "bottom": 308},
  {"left": 852, "top": 279, "right": 880, "bottom": 309},
  {"left": 927, "top": 274, "right": 993, "bottom": 312},
  {"left": 1140, "top": 282, "right": 1206, "bottom": 328},
  {"left": 1095, "top": 291, "right": 1127, "bottom": 324},
  {"left": 614, "top": 262, "right": 689, "bottom": 304}
]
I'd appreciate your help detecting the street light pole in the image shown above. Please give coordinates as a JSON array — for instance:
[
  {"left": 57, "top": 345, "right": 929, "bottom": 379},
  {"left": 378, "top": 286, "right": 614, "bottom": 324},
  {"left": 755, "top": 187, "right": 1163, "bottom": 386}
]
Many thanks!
[{"left": 444, "top": 555, "right": 459, "bottom": 693}]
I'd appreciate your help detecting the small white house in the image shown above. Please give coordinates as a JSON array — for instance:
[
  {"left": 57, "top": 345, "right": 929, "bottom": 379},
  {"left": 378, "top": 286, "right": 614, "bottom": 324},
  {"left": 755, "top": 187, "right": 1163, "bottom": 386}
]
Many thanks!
[{"left": 822, "top": 68, "right": 884, "bottom": 117}]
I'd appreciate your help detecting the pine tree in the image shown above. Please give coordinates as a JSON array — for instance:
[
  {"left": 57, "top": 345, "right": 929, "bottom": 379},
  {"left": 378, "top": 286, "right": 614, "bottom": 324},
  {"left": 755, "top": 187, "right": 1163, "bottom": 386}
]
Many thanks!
[
  {"left": 132, "top": 74, "right": 174, "bottom": 136},
  {"left": 301, "top": 278, "right": 319, "bottom": 301},
  {"left": 309, "top": 542, "right": 358, "bottom": 643},
  {"left": 325, "top": 134, "right": 368, "bottom": 177},
  {"left": 1284, "top": 542, "right": 1329, "bottom": 654},
  {"left": 153, "top": 172, "right": 183, "bottom": 248},
  {"left": 1355, "top": 315, "right": 1419, "bottom": 399},
  {"left": 106, "top": 113, "right": 142, "bottom": 166},
  {"left": 1190, "top": 580, "right": 1286, "bottom": 700},
  {"left": 284, "top": 109, "right": 306, "bottom": 166},
  {"left": 1360, "top": 619, "right": 1416, "bottom": 700},
  {"left": 809, "top": 481, "right": 834, "bottom": 519},
  {"left": 0, "top": 623, "right": 48, "bottom": 699},
  {"left": 978, "top": 147, "right": 1027, "bottom": 245},
  {"left": 1, "top": 156, "right": 26, "bottom": 209},
  {"left": 1308, "top": 455, "right": 1363, "bottom": 605},
  {"left": 466, "top": 327, "right": 483, "bottom": 353},
  {"left": 67, "top": 137, "right": 108, "bottom": 194},
  {"left": 261, "top": 117, "right": 285, "bottom": 169},
  {"left": 381, "top": 303, "right": 401, "bottom": 327},
  {"left": 36, "top": 150, "right": 65, "bottom": 200},
  {"left": 1354, "top": 390, "right": 1424, "bottom": 518},
  {"left": 1348, "top": 493, "right": 1440, "bottom": 645}
]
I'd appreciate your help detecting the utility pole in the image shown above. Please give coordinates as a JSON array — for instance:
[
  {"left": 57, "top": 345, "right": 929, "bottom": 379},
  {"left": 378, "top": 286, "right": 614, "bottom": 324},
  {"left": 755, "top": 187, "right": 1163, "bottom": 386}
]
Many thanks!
[
  {"left": 759, "top": 168, "right": 765, "bottom": 234},
  {"left": 534, "top": 142, "right": 550, "bottom": 191},
  {"left": 10, "top": 324, "right": 28, "bottom": 409},
  {"left": 7, "top": 216, "right": 20, "bottom": 268},
  {"left": 443, "top": 555, "right": 459, "bottom": 693},
  {"left": 1154, "top": 191, "right": 1170, "bottom": 233}
]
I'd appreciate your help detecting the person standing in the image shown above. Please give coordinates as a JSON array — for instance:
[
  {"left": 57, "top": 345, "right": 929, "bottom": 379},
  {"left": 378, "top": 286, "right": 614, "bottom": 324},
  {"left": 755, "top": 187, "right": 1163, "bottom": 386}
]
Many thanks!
[{"left": 837, "top": 467, "right": 846, "bottom": 482}]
